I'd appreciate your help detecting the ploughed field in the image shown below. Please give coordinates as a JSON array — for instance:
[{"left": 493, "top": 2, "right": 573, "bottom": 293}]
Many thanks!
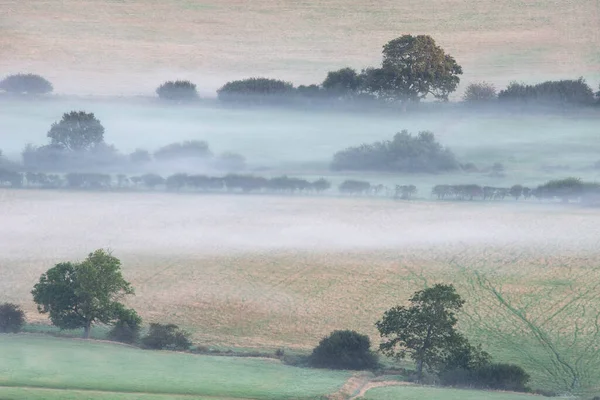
[{"left": 2, "top": 189, "right": 600, "bottom": 389}]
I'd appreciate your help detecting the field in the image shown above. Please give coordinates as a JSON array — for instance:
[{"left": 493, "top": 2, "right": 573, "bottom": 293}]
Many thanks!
[
  {"left": 361, "top": 385, "right": 545, "bottom": 400},
  {"left": 2, "top": 1, "right": 599, "bottom": 95},
  {"left": 2, "top": 188, "right": 600, "bottom": 393},
  {"left": 0, "top": 335, "right": 350, "bottom": 399}
]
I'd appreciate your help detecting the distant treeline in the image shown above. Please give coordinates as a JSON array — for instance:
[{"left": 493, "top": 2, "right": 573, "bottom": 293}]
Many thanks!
[
  {"left": 2, "top": 34, "right": 599, "bottom": 111},
  {"left": 1, "top": 170, "right": 598, "bottom": 205}
]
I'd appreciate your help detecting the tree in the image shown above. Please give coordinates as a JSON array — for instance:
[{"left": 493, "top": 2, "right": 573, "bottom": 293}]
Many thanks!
[
  {"left": 312, "top": 178, "right": 331, "bottom": 193},
  {"left": 310, "top": 330, "right": 378, "bottom": 370},
  {"left": 462, "top": 82, "right": 497, "bottom": 103},
  {"left": 108, "top": 305, "right": 142, "bottom": 344},
  {"left": 510, "top": 184, "right": 523, "bottom": 200},
  {"left": 217, "top": 78, "right": 295, "bottom": 103},
  {"left": 153, "top": 141, "right": 212, "bottom": 161},
  {"left": 31, "top": 249, "right": 134, "bottom": 338},
  {"left": 0, "top": 73, "right": 53, "bottom": 94},
  {"left": 498, "top": 78, "right": 595, "bottom": 107},
  {"left": 129, "top": 148, "right": 152, "bottom": 164},
  {"left": 0, "top": 303, "right": 26, "bottom": 333},
  {"left": 141, "top": 323, "right": 192, "bottom": 350},
  {"left": 156, "top": 80, "right": 198, "bottom": 102},
  {"left": 376, "top": 284, "right": 465, "bottom": 381},
  {"left": 322, "top": 67, "right": 361, "bottom": 97},
  {"left": 361, "top": 35, "right": 462, "bottom": 103},
  {"left": 47, "top": 111, "right": 105, "bottom": 151}
]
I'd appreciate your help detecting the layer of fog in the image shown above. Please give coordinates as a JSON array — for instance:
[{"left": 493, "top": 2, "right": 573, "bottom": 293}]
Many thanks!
[
  {"left": 2, "top": 190, "right": 600, "bottom": 263},
  {"left": 2, "top": 97, "right": 600, "bottom": 178}
]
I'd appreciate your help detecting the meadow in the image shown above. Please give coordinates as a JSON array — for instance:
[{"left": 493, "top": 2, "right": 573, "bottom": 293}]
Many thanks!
[{"left": 2, "top": 188, "right": 600, "bottom": 393}]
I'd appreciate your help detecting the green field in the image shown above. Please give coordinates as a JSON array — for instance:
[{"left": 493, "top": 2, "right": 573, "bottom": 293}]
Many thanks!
[
  {"left": 362, "top": 385, "right": 546, "bottom": 400},
  {"left": 0, "top": 335, "right": 350, "bottom": 400},
  {"left": 0, "top": 387, "right": 236, "bottom": 400}
]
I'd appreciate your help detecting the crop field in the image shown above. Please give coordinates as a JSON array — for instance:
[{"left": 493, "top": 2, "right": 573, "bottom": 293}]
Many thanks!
[
  {"left": 361, "top": 385, "right": 546, "bottom": 400},
  {"left": 2, "top": 189, "right": 600, "bottom": 392},
  {"left": 0, "top": 335, "right": 350, "bottom": 399},
  {"left": 2, "top": 0, "right": 599, "bottom": 95}
]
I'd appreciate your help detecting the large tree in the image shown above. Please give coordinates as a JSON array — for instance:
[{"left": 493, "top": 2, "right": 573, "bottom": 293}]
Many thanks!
[
  {"left": 362, "top": 35, "right": 462, "bottom": 103},
  {"left": 376, "top": 284, "right": 465, "bottom": 381},
  {"left": 0, "top": 73, "right": 53, "bottom": 95},
  {"left": 47, "top": 111, "right": 105, "bottom": 151},
  {"left": 31, "top": 249, "right": 134, "bottom": 338}
]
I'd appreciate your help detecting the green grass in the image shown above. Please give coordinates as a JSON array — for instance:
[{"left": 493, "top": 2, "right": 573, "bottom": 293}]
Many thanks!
[
  {"left": 0, "top": 335, "right": 350, "bottom": 399},
  {"left": 0, "top": 386, "right": 238, "bottom": 400},
  {"left": 362, "top": 385, "right": 546, "bottom": 400}
]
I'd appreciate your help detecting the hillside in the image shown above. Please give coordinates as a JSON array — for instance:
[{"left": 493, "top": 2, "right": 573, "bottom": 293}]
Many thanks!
[{"left": 1, "top": 0, "right": 599, "bottom": 95}]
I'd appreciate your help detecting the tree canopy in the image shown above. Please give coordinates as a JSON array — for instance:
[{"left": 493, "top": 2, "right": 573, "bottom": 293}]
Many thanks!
[
  {"left": 310, "top": 330, "right": 378, "bottom": 370},
  {"left": 376, "top": 284, "right": 466, "bottom": 381},
  {"left": 361, "top": 35, "right": 462, "bottom": 103},
  {"left": 462, "top": 82, "right": 497, "bottom": 103},
  {"left": 156, "top": 80, "right": 198, "bottom": 101},
  {"left": 498, "top": 78, "right": 595, "bottom": 106},
  {"left": 47, "top": 111, "right": 105, "bottom": 151},
  {"left": 322, "top": 68, "right": 361, "bottom": 97},
  {"left": 217, "top": 78, "right": 295, "bottom": 102},
  {"left": 331, "top": 130, "right": 458, "bottom": 173},
  {"left": 31, "top": 249, "right": 135, "bottom": 338},
  {"left": 0, "top": 73, "right": 53, "bottom": 94}
]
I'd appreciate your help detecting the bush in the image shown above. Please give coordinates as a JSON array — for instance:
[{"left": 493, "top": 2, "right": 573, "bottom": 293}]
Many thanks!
[
  {"left": 310, "top": 330, "right": 378, "bottom": 370},
  {"left": 440, "top": 363, "right": 530, "bottom": 392},
  {"left": 156, "top": 80, "right": 198, "bottom": 102},
  {"left": 0, "top": 303, "right": 26, "bottom": 333},
  {"left": 462, "top": 82, "right": 496, "bottom": 103},
  {"left": 141, "top": 323, "right": 192, "bottom": 350},
  {"left": 217, "top": 78, "right": 295, "bottom": 103},
  {"left": 322, "top": 67, "right": 361, "bottom": 97},
  {"left": 498, "top": 78, "right": 595, "bottom": 107},
  {"left": 108, "top": 307, "right": 142, "bottom": 344},
  {"left": 154, "top": 141, "right": 212, "bottom": 162},
  {"left": 0, "top": 73, "right": 53, "bottom": 94},
  {"left": 331, "top": 130, "right": 458, "bottom": 173}
]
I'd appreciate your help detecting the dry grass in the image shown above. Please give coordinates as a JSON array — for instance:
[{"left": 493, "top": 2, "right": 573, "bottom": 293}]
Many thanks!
[{"left": 1, "top": 0, "right": 599, "bottom": 94}]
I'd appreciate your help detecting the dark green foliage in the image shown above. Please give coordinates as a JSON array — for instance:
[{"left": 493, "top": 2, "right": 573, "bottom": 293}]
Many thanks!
[
  {"left": 331, "top": 130, "right": 458, "bottom": 173},
  {"left": 312, "top": 178, "right": 331, "bottom": 193},
  {"left": 47, "top": 111, "right": 105, "bottom": 151},
  {"left": 31, "top": 249, "right": 134, "bottom": 338},
  {"left": 296, "top": 84, "right": 323, "bottom": 98},
  {"left": 141, "top": 323, "right": 192, "bottom": 350},
  {"left": 360, "top": 35, "right": 462, "bottom": 102},
  {"left": 376, "top": 284, "right": 465, "bottom": 381},
  {"left": 0, "top": 303, "right": 26, "bottom": 333},
  {"left": 153, "top": 141, "right": 212, "bottom": 161},
  {"left": 498, "top": 78, "right": 595, "bottom": 107},
  {"left": 0, "top": 168, "right": 23, "bottom": 187},
  {"left": 440, "top": 363, "right": 530, "bottom": 392},
  {"left": 155, "top": 80, "right": 198, "bottom": 101},
  {"left": 536, "top": 177, "right": 584, "bottom": 202},
  {"left": 108, "top": 305, "right": 142, "bottom": 344},
  {"left": 217, "top": 78, "right": 295, "bottom": 103},
  {"left": 0, "top": 73, "right": 53, "bottom": 94},
  {"left": 322, "top": 68, "right": 361, "bottom": 97},
  {"left": 462, "top": 82, "right": 496, "bottom": 103},
  {"left": 310, "top": 330, "right": 378, "bottom": 370},
  {"left": 510, "top": 184, "right": 524, "bottom": 200}
]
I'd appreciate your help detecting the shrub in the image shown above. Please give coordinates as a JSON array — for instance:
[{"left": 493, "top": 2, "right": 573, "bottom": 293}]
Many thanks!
[
  {"left": 108, "top": 307, "right": 142, "bottom": 344},
  {"left": 498, "top": 78, "right": 595, "bottom": 107},
  {"left": 217, "top": 78, "right": 295, "bottom": 103},
  {"left": 154, "top": 141, "right": 212, "bottom": 161},
  {"left": 310, "top": 330, "right": 378, "bottom": 370},
  {"left": 141, "top": 323, "right": 192, "bottom": 350},
  {"left": 0, "top": 73, "right": 53, "bottom": 94},
  {"left": 322, "top": 67, "right": 361, "bottom": 97},
  {"left": 0, "top": 303, "right": 26, "bottom": 333},
  {"left": 331, "top": 130, "right": 458, "bottom": 173},
  {"left": 462, "top": 82, "right": 496, "bottom": 103},
  {"left": 440, "top": 363, "right": 530, "bottom": 392},
  {"left": 156, "top": 80, "right": 198, "bottom": 102}
]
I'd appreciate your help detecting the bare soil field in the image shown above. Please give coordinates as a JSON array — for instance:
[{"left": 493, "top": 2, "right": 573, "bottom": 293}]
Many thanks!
[{"left": 2, "top": 0, "right": 599, "bottom": 95}]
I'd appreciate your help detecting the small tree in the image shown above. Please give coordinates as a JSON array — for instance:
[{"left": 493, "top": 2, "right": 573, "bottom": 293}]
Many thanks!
[
  {"left": 129, "top": 149, "right": 152, "bottom": 164},
  {"left": 0, "top": 303, "right": 26, "bottom": 333},
  {"left": 47, "top": 111, "right": 105, "bottom": 151},
  {"left": 108, "top": 305, "right": 142, "bottom": 344},
  {"left": 141, "top": 323, "right": 192, "bottom": 350},
  {"left": 376, "top": 284, "right": 465, "bottom": 382},
  {"left": 31, "top": 249, "right": 134, "bottom": 338},
  {"left": 510, "top": 184, "right": 523, "bottom": 200},
  {"left": 462, "top": 82, "right": 496, "bottom": 103},
  {"left": 0, "top": 73, "right": 53, "bottom": 94},
  {"left": 310, "top": 330, "right": 378, "bottom": 370},
  {"left": 312, "top": 178, "right": 331, "bottom": 193},
  {"left": 322, "top": 67, "right": 361, "bottom": 97},
  {"left": 217, "top": 78, "right": 295, "bottom": 103},
  {"left": 156, "top": 80, "right": 198, "bottom": 102}
]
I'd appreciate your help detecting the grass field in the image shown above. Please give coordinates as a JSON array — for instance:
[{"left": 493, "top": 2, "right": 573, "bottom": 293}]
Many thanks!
[
  {"left": 0, "top": 335, "right": 350, "bottom": 399},
  {"left": 2, "top": 1, "right": 599, "bottom": 95},
  {"left": 361, "top": 385, "right": 546, "bottom": 400},
  {"left": 3, "top": 189, "right": 600, "bottom": 393}
]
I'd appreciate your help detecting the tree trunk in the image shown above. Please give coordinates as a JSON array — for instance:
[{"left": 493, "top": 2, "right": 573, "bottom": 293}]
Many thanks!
[
  {"left": 83, "top": 321, "right": 92, "bottom": 339},
  {"left": 415, "top": 358, "right": 423, "bottom": 382}
]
